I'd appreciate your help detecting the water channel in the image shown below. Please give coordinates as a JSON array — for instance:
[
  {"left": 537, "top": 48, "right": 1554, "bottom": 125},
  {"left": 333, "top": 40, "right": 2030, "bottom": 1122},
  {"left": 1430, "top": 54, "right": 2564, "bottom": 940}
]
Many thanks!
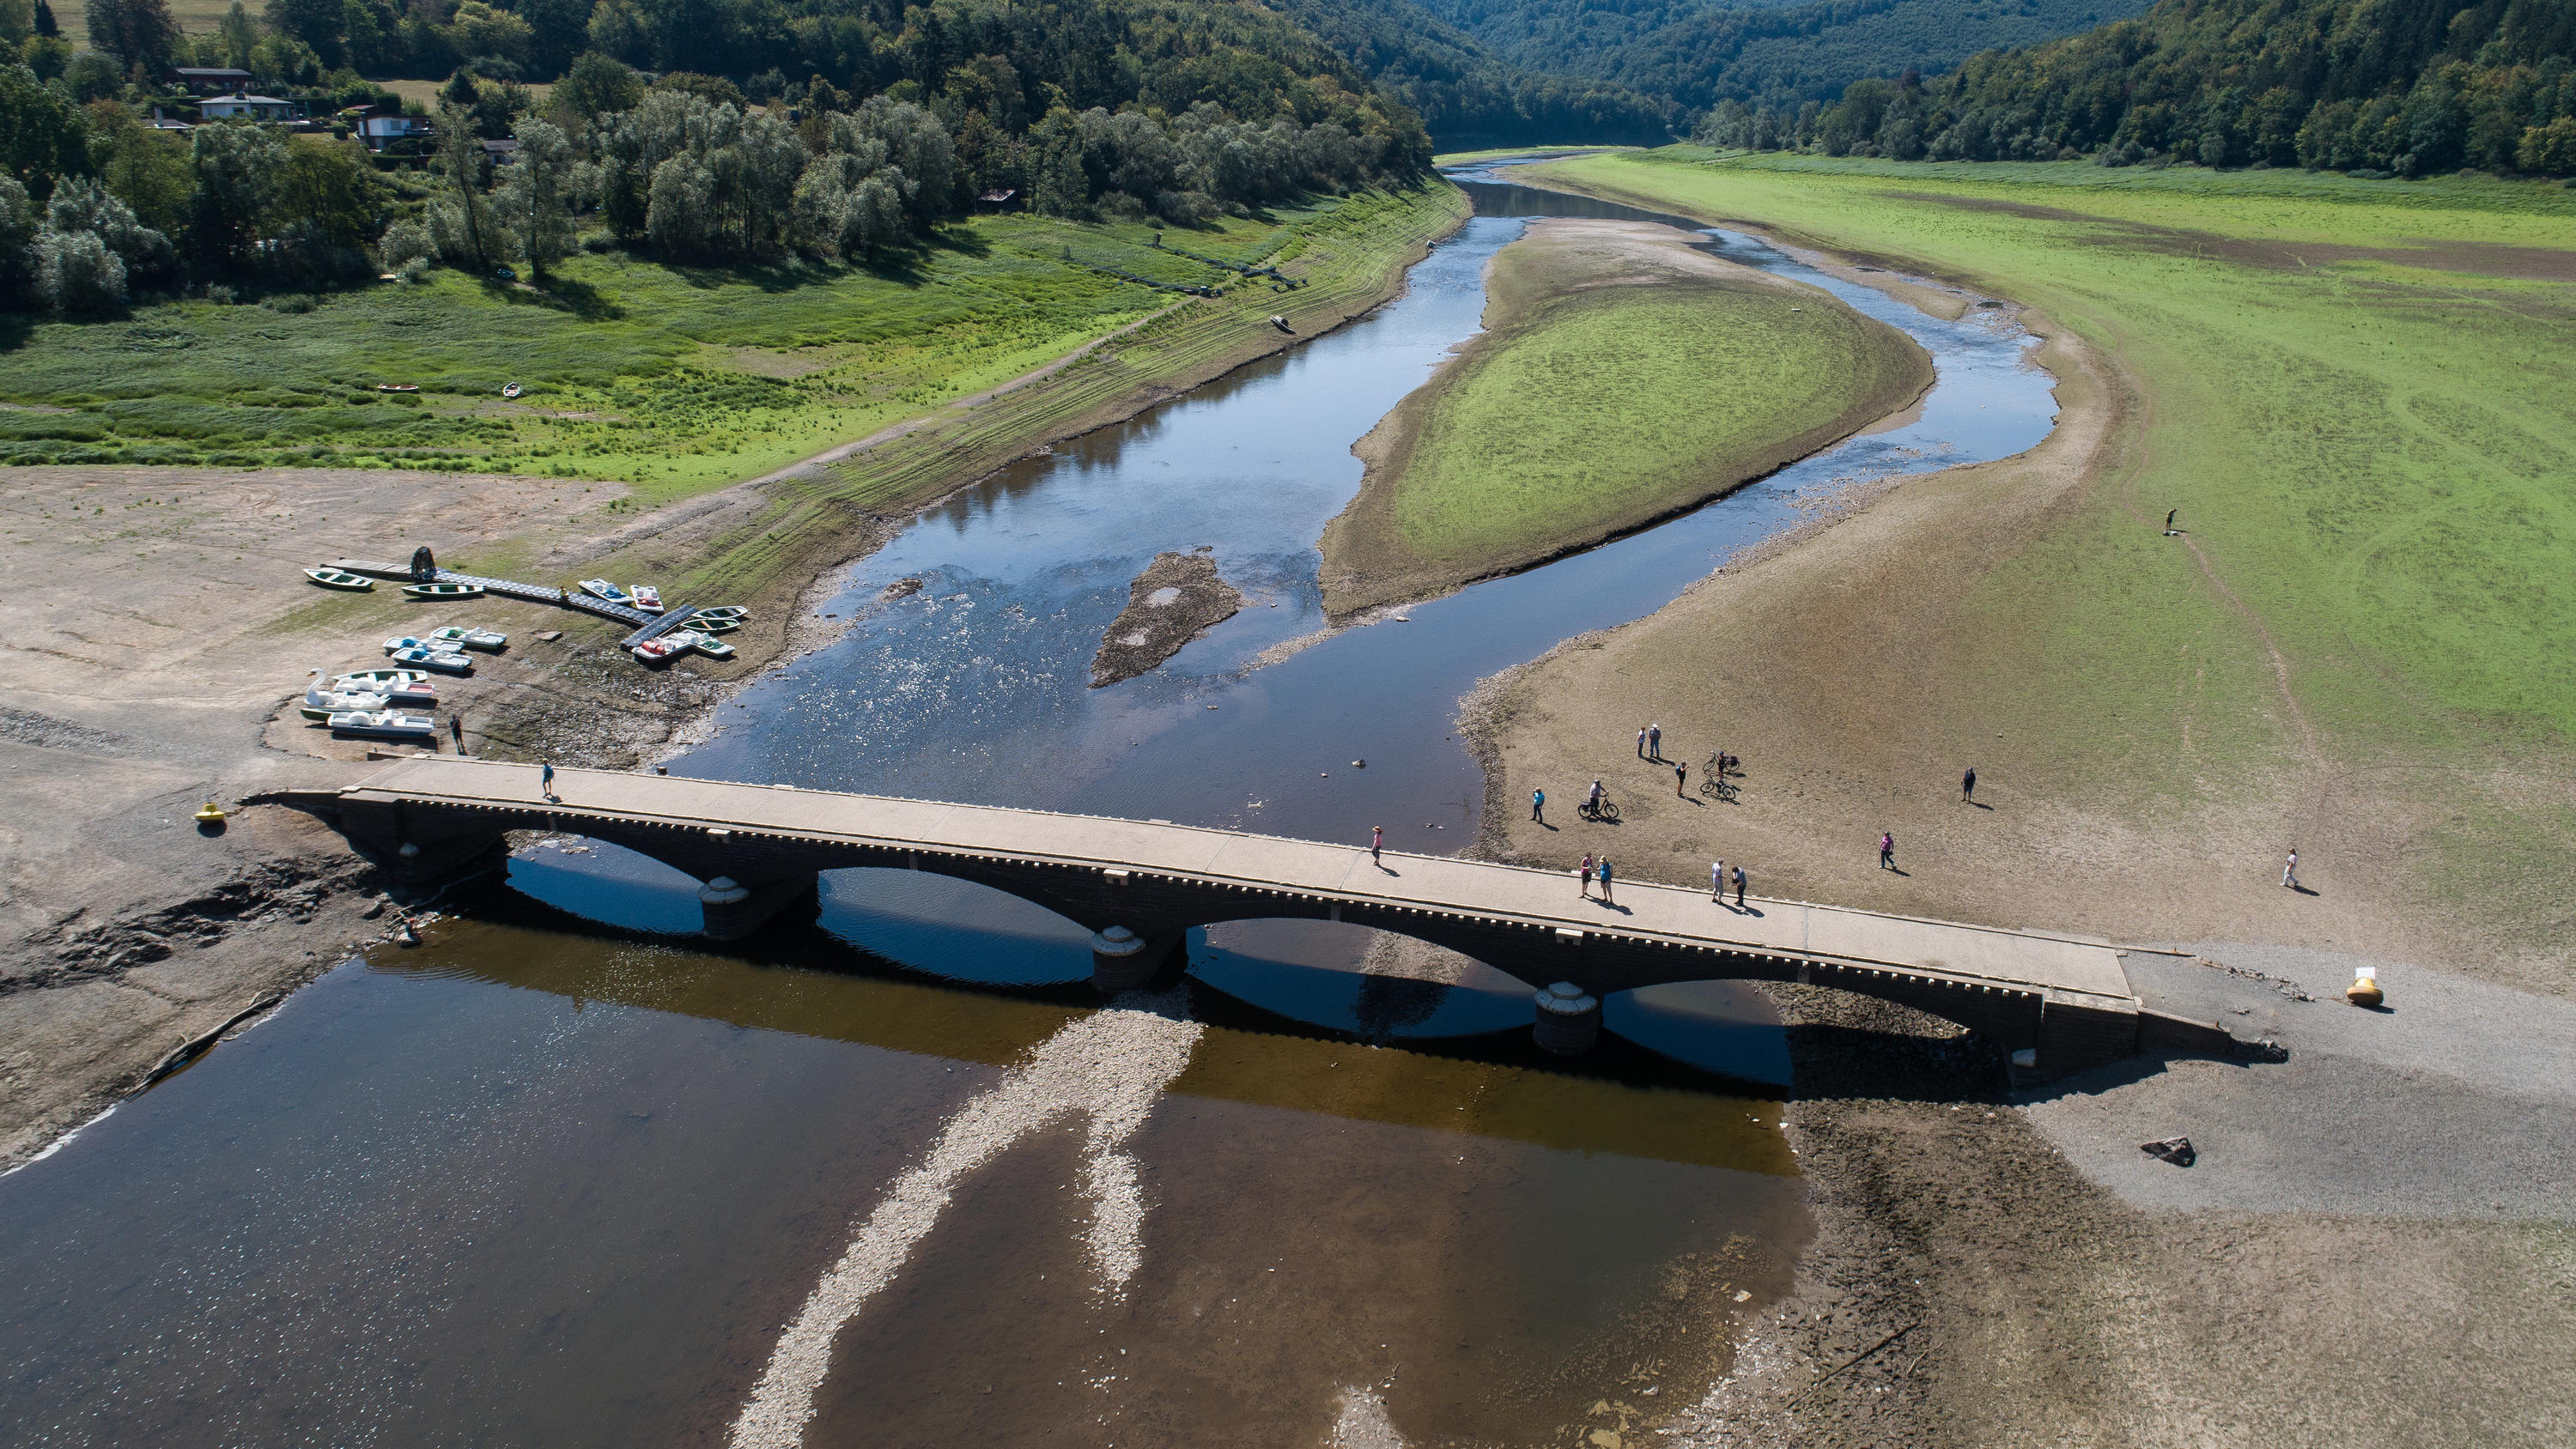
[{"left": 0, "top": 164, "right": 2057, "bottom": 1447}]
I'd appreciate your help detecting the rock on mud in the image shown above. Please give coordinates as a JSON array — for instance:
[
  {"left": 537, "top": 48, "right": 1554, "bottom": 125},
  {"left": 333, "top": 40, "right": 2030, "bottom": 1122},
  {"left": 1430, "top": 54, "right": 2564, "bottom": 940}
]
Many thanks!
[{"left": 1090, "top": 549, "right": 1242, "bottom": 688}]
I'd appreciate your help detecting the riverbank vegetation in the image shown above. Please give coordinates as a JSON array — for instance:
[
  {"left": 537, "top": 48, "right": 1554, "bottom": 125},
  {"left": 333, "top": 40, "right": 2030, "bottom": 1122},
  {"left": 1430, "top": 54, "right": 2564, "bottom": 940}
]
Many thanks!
[
  {"left": 1318, "top": 215, "right": 1929, "bottom": 617},
  {"left": 1510, "top": 146, "right": 2576, "bottom": 956}
]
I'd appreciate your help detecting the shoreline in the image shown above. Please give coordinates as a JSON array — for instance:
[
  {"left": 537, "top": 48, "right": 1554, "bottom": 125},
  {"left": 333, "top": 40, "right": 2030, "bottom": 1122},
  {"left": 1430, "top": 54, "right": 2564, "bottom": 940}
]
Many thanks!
[{"left": 0, "top": 184, "right": 1473, "bottom": 1170}]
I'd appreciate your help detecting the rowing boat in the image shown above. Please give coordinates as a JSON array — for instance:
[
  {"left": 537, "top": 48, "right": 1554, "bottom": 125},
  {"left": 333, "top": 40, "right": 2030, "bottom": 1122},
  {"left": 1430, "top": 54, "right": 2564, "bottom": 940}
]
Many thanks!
[
  {"left": 404, "top": 581, "right": 484, "bottom": 600},
  {"left": 305, "top": 567, "right": 374, "bottom": 591}
]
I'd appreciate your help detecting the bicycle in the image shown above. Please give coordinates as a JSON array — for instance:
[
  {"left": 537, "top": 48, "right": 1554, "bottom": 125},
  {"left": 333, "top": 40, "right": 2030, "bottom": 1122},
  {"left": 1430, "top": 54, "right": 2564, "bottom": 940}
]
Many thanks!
[
  {"left": 1700, "top": 774, "right": 1738, "bottom": 803},
  {"left": 1579, "top": 793, "right": 1620, "bottom": 823}
]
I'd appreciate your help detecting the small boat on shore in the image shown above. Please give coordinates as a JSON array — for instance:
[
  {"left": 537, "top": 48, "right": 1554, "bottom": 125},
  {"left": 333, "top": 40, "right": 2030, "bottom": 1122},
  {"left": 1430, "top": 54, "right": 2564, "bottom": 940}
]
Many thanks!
[
  {"left": 629, "top": 585, "right": 664, "bottom": 614},
  {"left": 301, "top": 682, "right": 392, "bottom": 720},
  {"left": 336, "top": 667, "right": 430, "bottom": 690},
  {"left": 385, "top": 640, "right": 473, "bottom": 673},
  {"left": 329, "top": 709, "right": 435, "bottom": 739},
  {"left": 428, "top": 625, "right": 507, "bottom": 652},
  {"left": 578, "top": 579, "right": 632, "bottom": 605},
  {"left": 690, "top": 607, "right": 748, "bottom": 621},
  {"left": 665, "top": 629, "right": 735, "bottom": 661},
  {"left": 685, "top": 615, "right": 740, "bottom": 634},
  {"left": 404, "top": 581, "right": 484, "bottom": 601},
  {"left": 305, "top": 567, "right": 374, "bottom": 591},
  {"left": 630, "top": 638, "right": 682, "bottom": 665}
]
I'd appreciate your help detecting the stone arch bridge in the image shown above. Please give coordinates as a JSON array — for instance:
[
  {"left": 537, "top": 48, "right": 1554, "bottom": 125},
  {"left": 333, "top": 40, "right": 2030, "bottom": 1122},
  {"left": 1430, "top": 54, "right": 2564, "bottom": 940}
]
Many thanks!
[{"left": 291, "top": 758, "right": 2221, "bottom": 1077}]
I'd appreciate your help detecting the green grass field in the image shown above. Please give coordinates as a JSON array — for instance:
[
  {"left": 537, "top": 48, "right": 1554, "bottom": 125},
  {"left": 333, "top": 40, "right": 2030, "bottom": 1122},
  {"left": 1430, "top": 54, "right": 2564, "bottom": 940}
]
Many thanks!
[
  {"left": 0, "top": 198, "right": 1393, "bottom": 504},
  {"left": 1320, "top": 217, "right": 1929, "bottom": 615},
  {"left": 1518, "top": 148, "right": 2576, "bottom": 934},
  {"left": 1392, "top": 275, "right": 1917, "bottom": 561}
]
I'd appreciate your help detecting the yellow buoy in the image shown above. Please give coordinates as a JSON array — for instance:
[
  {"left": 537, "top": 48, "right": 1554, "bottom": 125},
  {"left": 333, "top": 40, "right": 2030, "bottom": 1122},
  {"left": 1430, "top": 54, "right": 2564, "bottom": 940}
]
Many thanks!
[
  {"left": 193, "top": 802, "right": 227, "bottom": 823},
  {"left": 2347, "top": 968, "right": 2384, "bottom": 1008}
]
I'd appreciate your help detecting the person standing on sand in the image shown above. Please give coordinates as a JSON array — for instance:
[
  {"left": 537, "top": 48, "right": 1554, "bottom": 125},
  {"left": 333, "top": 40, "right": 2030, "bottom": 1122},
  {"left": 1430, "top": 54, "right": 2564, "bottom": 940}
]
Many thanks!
[
  {"left": 541, "top": 760, "right": 556, "bottom": 800},
  {"left": 1597, "top": 857, "right": 1614, "bottom": 905},
  {"left": 1589, "top": 779, "right": 1605, "bottom": 815},
  {"left": 2282, "top": 850, "right": 2299, "bottom": 889},
  {"left": 1636, "top": 726, "right": 1648, "bottom": 759},
  {"left": 450, "top": 716, "right": 465, "bottom": 755},
  {"left": 1878, "top": 832, "right": 1895, "bottom": 870},
  {"left": 1578, "top": 853, "right": 1595, "bottom": 899},
  {"left": 1372, "top": 826, "right": 1383, "bottom": 866},
  {"left": 1675, "top": 759, "right": 1689, "bottom": 796},
  {"left": 1960, "top": 766, "right": 1976, "bottom": 803},
  {"left": 1712, "top": 858, "right": 1725, "bottom": 901},
  {"left": 1531, "top": 787, "right": 1546, "bottom": 823},
  {"left": 1648, "top": 724, "right": 1662, "bottom": 761},
  {"left": 1733, "top": 864, "right": 1747, "bottom": 909}
]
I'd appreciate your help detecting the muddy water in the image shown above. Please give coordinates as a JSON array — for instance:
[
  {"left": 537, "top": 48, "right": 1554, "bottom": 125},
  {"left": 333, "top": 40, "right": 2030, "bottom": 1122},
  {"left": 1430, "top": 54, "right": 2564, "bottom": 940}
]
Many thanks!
[{"left": 0, "top": 164, "right": 2057, "bottom": 1447}]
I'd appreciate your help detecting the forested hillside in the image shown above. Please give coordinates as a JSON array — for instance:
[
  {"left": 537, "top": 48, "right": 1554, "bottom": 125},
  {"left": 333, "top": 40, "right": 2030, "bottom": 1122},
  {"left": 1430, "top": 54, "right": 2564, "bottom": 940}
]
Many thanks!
[
  {"left": 1411, "top": 0, "right": 2152, "bottom": 112},
  {"left": 1275, "top": 0, "right": 1676, "bottom": 144},
  {"left": 1697, "top": 0, "right": 2576, "bottom": 175}
]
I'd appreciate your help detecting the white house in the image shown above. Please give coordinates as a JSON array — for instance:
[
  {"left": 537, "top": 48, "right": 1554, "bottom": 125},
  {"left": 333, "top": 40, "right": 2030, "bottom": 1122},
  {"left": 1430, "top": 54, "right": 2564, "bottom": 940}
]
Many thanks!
[
  {"left": 358, "top": 114, "right": 435, "bottom": 150},
  {"left": 197, "top": 93, "right": 298, "bottom": 123}
]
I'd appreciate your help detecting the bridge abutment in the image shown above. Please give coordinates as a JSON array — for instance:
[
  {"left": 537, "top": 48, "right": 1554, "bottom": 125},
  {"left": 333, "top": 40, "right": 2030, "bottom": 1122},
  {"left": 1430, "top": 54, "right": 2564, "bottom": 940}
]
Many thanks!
[
  {"left": 699, "top": 871, "right": 819, "bottom": 942},
  {"left": 1532, "top": 981, "right": 1601, "bottom": 1054},
  {"left": 1090, "top": 926, "right": 1181, "bottom": 992}
]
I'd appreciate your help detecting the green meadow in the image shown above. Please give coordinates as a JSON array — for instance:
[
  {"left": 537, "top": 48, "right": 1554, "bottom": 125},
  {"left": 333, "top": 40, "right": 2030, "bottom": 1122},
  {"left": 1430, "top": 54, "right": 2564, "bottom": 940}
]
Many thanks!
[
  {"left": 0, "top": 195, "right": 1397, "bottom": 504},
  {"left": 1521, "top": 148, "right": 2576, "bottom": 930}
]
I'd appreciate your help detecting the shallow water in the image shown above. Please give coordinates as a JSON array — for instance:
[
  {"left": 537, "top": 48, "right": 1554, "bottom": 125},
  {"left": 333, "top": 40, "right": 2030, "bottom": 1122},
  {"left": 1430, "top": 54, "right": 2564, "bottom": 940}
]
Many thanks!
[{"left": 0, "top": 165, "right": 2055, "bottom": 1447}]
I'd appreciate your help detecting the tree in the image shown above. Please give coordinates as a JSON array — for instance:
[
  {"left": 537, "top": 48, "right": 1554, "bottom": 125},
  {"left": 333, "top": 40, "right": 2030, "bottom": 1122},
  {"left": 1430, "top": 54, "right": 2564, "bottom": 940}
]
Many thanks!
[
  {"left": 272, "top": 135, "right": 378, "bottom": 246},
  {"left": 0, "top": 0, "right": 33, "bottom": 46},
  {"left": 34, "top": 227, "right": 125, "bottom": 310},
  {"left": 63, "top": 49, "right": 123, "bottom": 102},
  {"left": 88, "top": 0, "right": 180, "bottom": 74},
  {"left": 96, "top": 114, "right": 195, "bottom": 239},
  {"left": 0, "top": 62, "right": 88, "bottom": 196},
  {"left": 189, "top": 119, "right": 282, "bottom": 265},
  {"left": 551, "top": 51, "right": 641, "bottom": 126},
  {"left": 264, "top": 0, "right": 343, "bottom": 63},
  {"left": 431, "top": 108, "right": 494, "bottom": 268},
  {"left": 33, "top": 0, "right": 56, "bottom": 38},
  {"left": 0, "top": 173, "right": 33, "bottom": 291},
  {"left": 216, "top": 1, "right": 258, "bottom": 69},
  {"left": 493, "top": 117, "right": 573, "bottom": 279}
]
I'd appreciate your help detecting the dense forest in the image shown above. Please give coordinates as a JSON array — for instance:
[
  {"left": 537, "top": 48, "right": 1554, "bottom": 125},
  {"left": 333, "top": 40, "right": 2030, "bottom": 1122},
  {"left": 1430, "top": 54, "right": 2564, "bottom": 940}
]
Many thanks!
[
  {"left": 1409, "top": 0, "right": 2153, "bottom": 113},
  {"left": 1696, "top": 0, "right": 2576, "bottom": 175},
  {"left": 0, "top": 0, "right": 1454, "bottom": 312},
  {"left": 1272, "top": 0, "right": 1676, "bottom": 145}
]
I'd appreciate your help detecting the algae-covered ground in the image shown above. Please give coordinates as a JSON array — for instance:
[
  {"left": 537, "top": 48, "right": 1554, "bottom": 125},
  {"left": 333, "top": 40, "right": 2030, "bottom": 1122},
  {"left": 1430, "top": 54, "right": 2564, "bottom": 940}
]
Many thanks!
[
  {"left": 1509, "top": 148, "right": 2576, "bottom": 967},
  {"left": 0, "top": 190, "right": 1434, "bottom": 505},
  {"left": 1320, "top": 216, "right": 1929, "bottom": 616}
]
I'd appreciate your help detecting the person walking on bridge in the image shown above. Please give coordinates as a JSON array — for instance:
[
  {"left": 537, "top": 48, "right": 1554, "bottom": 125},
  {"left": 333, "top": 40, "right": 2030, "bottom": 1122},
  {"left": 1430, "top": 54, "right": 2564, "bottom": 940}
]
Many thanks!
[
  {"left": 1711, "top": 858, "right": 1725, "bottom": 901},
  {"left": 1733, "top": 863, "right": 1747, "bottom": 909},
  {"left": 1531, "top": 787, "right": 1546, "bottom": 823},
  {"left": 541, "top": 760, "right": 557, "bottom": 801},
  {"left": 1878, "top": 832, "right": 1896, "bottom": 870},
  {"left": 1596, "top": 856, "right": 1614, "bottom": 905},
  {"left": 1578, "top": 853, "right": 1595, "bottom": 900},
  {"left": 1371, "top": 825, "right": 1384, "bottom": 867}
]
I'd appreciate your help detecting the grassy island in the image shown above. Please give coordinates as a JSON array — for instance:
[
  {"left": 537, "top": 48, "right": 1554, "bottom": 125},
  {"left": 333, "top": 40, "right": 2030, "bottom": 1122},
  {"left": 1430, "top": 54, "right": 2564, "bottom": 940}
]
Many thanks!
[{"left": 1320, "top": 216, "right": 1930, "bottom": 616}]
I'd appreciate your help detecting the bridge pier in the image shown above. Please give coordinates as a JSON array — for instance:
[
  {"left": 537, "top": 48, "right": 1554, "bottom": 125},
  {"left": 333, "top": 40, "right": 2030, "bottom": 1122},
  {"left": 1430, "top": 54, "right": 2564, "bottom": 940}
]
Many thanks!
[
  {"left": 1091, "top": 925, "right": 1180, "bottom": 992},
  {"left": 1532, "top": 981, "right": 1601, "bottom": 1055},
  {"left": 698, "top": 871, "right": 818, "bottom": 942}
]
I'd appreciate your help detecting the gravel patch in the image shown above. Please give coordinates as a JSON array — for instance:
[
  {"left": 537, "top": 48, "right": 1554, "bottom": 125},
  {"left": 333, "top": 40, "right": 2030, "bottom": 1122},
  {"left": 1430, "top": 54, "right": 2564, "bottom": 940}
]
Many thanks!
[{"left": 728, "top": 993, "right": 1204, "bottom": 1449}]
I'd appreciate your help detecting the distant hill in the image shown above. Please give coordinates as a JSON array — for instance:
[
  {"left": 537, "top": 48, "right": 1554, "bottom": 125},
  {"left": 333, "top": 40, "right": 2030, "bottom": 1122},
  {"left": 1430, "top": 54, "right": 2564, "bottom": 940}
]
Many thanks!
[
  {"left": 1406, "top": 0, "right": 2154, "bottom": 112},
  {"left": 1698, "top": 0, "right": 2576, "bottom": 175},
  {"left": 1273, "top": 0, "right": 1680, "bottom": 145}
]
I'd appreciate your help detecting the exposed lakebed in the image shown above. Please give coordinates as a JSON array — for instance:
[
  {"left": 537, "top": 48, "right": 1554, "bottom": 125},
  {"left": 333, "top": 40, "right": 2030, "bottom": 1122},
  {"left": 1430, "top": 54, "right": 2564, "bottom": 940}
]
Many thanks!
[{"left": 0, "top": 165, "right": 2057, "bottom": 1447}]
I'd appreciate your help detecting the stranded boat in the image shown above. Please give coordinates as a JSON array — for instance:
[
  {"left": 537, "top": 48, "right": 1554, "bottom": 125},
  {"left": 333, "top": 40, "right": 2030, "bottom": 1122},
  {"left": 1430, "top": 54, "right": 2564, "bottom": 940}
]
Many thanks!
[
  {"left": 629, "top": 585, "right": 664, "bottom": 614},
  {"left": 629, "top": 637, "right": 682, "bottom": 665},
  {"left": 690, "top": 607, "right": 748, "bottom": 621},
  {"left": 685, "top": 615, "right": 739, "bottom": 634},
  {"left": 304, "top": 567, "right": 374, "bottom": 591},
  {"left": 328, "top": 709, "right": 435, "bottom": 740},
  {"left": 404, "top": 581, "right": 484, "bottom": 601},
  {"left": 577, "top": 579, "right": 632, "bottom": 605},
  {"left": 664, "top": 629, "right": 735, "bottom": 661},
  {"left": 384, "top": 639, "right": 473, "bottom": 673},
  {"left": 301, "top": 682, "right": 392, "bottom": 720},
  {"left": 428, "top": 625, "right": 507, "bottom": 652}
]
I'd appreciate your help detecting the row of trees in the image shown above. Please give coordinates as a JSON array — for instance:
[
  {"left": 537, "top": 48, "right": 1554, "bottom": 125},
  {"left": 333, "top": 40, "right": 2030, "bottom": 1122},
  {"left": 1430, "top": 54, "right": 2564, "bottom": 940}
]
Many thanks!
[{"left": 1692, "top": 0, "right": 2576, "bottom": 177}]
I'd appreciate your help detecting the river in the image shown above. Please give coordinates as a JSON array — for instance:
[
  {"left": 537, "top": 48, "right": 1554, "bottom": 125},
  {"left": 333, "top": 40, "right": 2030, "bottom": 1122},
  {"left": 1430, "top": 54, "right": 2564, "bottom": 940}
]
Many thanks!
[{"left": 0, "top": 164, "right": 2055, "bottom": 1447}]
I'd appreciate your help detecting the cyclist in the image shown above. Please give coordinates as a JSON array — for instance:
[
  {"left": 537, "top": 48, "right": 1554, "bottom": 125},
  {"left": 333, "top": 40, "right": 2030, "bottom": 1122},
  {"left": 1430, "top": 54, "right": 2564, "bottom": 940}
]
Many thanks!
[{"left": 1587, "top": 779, "right": 1605, "bottom": 817}]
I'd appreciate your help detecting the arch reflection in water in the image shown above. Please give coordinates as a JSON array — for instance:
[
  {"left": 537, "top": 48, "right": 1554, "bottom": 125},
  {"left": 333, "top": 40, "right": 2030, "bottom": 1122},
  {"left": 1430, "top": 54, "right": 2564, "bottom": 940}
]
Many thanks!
[
  {"left": 817, "top": 867, "right": 1097, "bottom": 985},
  {"left": 505, "top": 836, "right": 705, "bottom": 936}
]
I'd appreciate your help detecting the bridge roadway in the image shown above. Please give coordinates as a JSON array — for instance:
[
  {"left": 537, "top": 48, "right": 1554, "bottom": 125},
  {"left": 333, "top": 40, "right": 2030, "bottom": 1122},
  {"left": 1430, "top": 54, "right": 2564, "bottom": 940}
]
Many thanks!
[{"left": 312, "top": 757, "right": 2196, "bottom": 1076}]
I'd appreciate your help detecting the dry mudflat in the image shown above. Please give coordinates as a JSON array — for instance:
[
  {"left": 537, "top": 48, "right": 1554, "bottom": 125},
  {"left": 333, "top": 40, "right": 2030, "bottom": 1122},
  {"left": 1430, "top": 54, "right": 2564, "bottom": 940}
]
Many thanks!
[{"left": 1466, "top": 234, "right": 2576, "bottom": 1444}]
